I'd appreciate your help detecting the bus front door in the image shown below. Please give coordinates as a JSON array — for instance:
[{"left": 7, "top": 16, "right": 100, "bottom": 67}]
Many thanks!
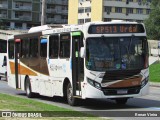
[
  {"left": 15, "top": 40, "right": 21, "bottom": 89},
  {"left": 72, "top": 32, "right": 84, "bottom": 96}
]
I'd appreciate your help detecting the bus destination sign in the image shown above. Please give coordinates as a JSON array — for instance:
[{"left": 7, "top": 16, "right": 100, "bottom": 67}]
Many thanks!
[{"left": 88, "top": 24, "right": 145, "bottom": 34}]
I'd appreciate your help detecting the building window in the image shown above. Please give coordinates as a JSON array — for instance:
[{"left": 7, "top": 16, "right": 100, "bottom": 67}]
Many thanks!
[
  {"left": 146, "top": 9, "right": 151, "bottom": 14},
  {"left": 115, "top": 7, "right": 122, "bottom": 13},
  {"left": 78, "top": 7, "right": 84, "bottom": 13},
  {"left": 104, "top": 18, "right": 111, "bottom": 22},
  {"left": 78, "top": 19, "right": 84, "bottom": 24},
  {"left": 104, "top": 6, "right": 112, "bottom": 13},
  {"left": 15, "top": 23, "right": 22, "bottom": 29},
  {"left": 137, "top": 8, "right": 143, "bottom": 14},
  {"left": 85, "top": 18, "right": 91, "bottom": 23},
  {"left": 15, "top": 2, "right": 23, "bottom": 8},
  {"left": 127, "top": 8, "right": 133, "bottom": 14},
  {"left": 85, "top": 7, "right": 91, "bottom": 13},
  {"left": 137, "top": 0, "right": 142, "bottom": 2},
  {"left": 15, "top": 12, "right": 22, "bottom": 18},
  {"left": 47, "top": 5, "right": 55, "bottom": 9}
]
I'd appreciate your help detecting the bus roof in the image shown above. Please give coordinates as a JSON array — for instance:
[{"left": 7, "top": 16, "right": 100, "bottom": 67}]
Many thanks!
[
  {"left": 12, "top": 21, "right": 144, "bottom": 39},
  {"left": 28, "top": 24, "right": 64, "bottom": 33}
]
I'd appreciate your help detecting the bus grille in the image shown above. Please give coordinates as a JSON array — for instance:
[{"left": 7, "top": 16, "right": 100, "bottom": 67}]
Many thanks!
[{"left": 102, "top": 86, "right": 141, "bottom": 95}]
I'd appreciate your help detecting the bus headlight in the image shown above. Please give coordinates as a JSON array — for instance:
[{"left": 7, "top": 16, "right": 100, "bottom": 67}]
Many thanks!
[
  {"left": 141, "top": 76, "right": 149, "bottom": 88},
  {"left": 87, "top": 78, "right": 101, "bottom": 90}
]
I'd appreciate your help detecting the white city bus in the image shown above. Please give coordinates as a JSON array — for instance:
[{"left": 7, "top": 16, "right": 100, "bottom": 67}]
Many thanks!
[{"left": 7, "top": 21, "right": 149, "bottom": 106}]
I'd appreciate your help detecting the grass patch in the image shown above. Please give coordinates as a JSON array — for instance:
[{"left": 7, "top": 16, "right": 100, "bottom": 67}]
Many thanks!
[
  {"left": 0, "top": 93, "right": 100, "bottom": 119},
  {"left": 149, "top": 62, "right": 160, "bottom": 82}
]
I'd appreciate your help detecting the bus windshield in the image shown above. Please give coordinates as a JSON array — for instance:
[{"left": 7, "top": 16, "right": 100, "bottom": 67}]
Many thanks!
[{"left": 86, "top": 37, "right": 148, "bottom": 71}]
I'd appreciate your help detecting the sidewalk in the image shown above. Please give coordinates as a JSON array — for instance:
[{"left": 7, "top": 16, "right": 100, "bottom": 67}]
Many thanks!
[
  {"left": 149, "top": 56, "right": 159, "bottom": 65},
  {"left": 150, "top": 82, "right": 160, "bottom": 87}
]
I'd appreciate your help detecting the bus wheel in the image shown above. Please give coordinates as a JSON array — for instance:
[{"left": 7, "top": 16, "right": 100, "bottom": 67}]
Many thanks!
[
  {"left": 25, "top": 77, "right": 34, "bottom": 98},
  {"left": 66, "top": 83, "right": 77, "bottom": 106},
  {"left": 115, "top": 98, "right": 128, "bottom": 105},
  {"left": 0, "top": 76, "right": 1, "bottom": 80}
]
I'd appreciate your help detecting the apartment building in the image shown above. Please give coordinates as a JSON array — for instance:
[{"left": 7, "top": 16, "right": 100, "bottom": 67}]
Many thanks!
[
  {"left": 68, "top": 0, "right": 152, "bottom": 24},
  {"left": 0, "top": 0, "right": 68, "bottom": 30}
]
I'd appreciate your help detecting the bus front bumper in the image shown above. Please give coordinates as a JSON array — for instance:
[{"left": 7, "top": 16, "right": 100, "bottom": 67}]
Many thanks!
[{"left": 81, "top": 82, "right": 149, "bottom": 99}]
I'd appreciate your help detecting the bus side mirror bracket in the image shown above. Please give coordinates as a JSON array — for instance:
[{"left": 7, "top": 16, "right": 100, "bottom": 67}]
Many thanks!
[{"left": 80, "top": 47, "right": 85, "bottom": 58}]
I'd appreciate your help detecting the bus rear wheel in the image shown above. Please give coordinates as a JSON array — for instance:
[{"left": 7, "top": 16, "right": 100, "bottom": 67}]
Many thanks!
[
  {"left": 25, "top": 77, "right": 34, "bottom": 98},
  {"left": 115, "top": 98, "right": 128, "bottom": 105},
  {"left": 66, "top": 83, "right": 78, "bottom": 106}
]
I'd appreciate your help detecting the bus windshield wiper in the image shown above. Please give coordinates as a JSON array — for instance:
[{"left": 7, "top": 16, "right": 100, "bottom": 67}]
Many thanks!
[{"left": 128, "top": 34, "right": 134, "bottom": 55}]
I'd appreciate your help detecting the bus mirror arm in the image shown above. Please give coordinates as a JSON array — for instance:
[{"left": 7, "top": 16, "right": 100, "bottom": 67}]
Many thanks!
[{"left": 80, "top": 47, "right": 85, "bottom": 58}]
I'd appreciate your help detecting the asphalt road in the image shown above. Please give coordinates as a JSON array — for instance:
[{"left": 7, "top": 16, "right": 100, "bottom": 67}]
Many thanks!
[{"left": 0, "top": 79, "right": 160, "bottom": 119}]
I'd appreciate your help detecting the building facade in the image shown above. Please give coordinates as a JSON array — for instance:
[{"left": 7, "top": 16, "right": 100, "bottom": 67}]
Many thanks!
[
  {"left": 0, "top": 0, "right": 68, "bottom": 30},
  {"left": 68, "top": 0, "right": 151, "bottom": 24}
]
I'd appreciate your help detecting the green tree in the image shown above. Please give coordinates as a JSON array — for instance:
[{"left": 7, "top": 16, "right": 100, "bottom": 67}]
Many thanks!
[{"left": 144, "top": 0, "right": 160, "bottom": 40}]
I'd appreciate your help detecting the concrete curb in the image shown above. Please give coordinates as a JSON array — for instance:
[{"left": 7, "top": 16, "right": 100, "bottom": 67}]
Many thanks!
[{"left": 150, "top": 82, "right": 160, "bottom": 87}]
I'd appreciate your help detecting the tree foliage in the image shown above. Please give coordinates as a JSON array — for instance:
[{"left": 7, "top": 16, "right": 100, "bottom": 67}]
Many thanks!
[{"left": 144, "top": 0, "right": 160, "bottom": 40}]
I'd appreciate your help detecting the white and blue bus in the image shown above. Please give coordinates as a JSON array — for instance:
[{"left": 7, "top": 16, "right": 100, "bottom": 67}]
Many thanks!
[{"left": 7, "top": 21, "right": 149, "bottom": 106}]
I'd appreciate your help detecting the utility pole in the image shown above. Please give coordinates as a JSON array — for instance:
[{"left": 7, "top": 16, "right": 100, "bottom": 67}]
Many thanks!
[{"left": 41, "top": 0, "right": 46, "bottom": 25}]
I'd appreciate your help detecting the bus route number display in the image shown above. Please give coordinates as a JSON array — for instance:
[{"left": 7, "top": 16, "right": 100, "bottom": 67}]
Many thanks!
[
  {"left": 61, "top": 34, "right": 70, "bottom": 40},
  {"left": 88, "top": 24, "right": 145, "bottom": 34}
]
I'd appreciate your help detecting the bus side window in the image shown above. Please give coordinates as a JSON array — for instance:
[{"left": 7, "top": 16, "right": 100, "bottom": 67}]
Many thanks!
[
  {"left": 8, "top": 41, "right": 14, "bottom": 59},
  {"left": 0, "top": 40, "right": 7, "bottom": 53},
  {"left": 21, "top": 39, "right": 30, "bottom": 58},
  {"left": 49, "top": 35, "right": 59, "bottom": 58},
  {"left": 40, "top": 38, "right": 47, "bottom": 58},
  {"left": 30, "top": 37, "right": 38, "bottom": 57},
  {"left": 59, "top": 34, "right": 70, "bottom": 58},
  {"left": 3, "top": 56, "right": 7, "bottom": 66}
]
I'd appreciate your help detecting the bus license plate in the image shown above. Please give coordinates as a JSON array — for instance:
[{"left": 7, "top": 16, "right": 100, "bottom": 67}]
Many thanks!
[{"left": 117, "top": 90, "right": 128, "bottom": 94}]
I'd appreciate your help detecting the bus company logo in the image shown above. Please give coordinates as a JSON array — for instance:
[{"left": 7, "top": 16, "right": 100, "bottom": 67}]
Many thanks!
[
  {"left": 53, "top": 28, "right": 71, "bottom": 33},
  {"left": 2, "top": 112, "right": 11, "bottom": 117},
  {"left": 50, "top": 64, "right": 63, "bottom": 71}
]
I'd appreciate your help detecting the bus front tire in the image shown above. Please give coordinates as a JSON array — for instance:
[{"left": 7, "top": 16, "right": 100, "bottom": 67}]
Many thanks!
[
  {"left": 25, "top": 77, "right": 34, "bottom": 98},
  {"left": 66, "top": 83, "right": 78, "bottom": 106},
  {"left": 115, "top": 98, "right": 128, "bottom": 105}
]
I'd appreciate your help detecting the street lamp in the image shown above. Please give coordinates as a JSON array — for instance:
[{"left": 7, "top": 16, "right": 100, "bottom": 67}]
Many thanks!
[{"left": 41, "top": 0, "right": 46, "bottom": 25}]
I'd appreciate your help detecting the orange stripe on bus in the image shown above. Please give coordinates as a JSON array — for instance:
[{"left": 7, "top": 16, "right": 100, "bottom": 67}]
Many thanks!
[
  {"left": 9, "top": 61, "right": 38, "bottom": 76},
  {"left": 107, "top": 76, "right": 142, "bottom": 88}
]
